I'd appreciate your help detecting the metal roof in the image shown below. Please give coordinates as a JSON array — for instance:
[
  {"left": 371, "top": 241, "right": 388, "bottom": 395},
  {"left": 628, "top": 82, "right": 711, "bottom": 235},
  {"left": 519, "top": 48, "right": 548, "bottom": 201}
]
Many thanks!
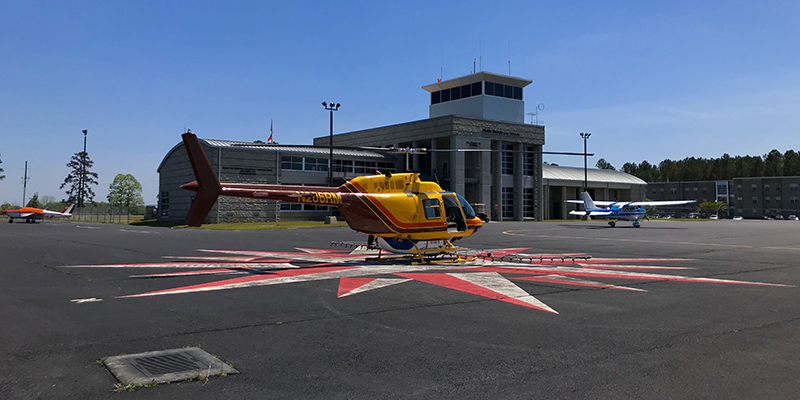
[
  {"left": 422, "top": 71, "right": 533, "bottom": 92},
  {"left": 543, "top": 165, "right": 646, "bottom": 185},
  {"left": 200, "top": 138, "right": 395, "bottom": 160}
]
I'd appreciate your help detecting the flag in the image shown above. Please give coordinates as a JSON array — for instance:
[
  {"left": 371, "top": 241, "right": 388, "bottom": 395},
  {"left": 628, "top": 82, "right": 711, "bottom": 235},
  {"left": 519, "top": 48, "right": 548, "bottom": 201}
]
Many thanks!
[{"left": 268, "top": 119, "right": 273, "bottom": 143}]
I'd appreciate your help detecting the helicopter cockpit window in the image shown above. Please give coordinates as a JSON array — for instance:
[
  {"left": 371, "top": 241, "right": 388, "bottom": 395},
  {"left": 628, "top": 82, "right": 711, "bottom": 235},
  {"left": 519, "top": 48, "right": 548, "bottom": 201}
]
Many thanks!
[
  {"left": 422, "top": 198, "right": 441, "bottom": 219},
  {"left": 455, "top": 193, "right": 476, "bottom": 220}
]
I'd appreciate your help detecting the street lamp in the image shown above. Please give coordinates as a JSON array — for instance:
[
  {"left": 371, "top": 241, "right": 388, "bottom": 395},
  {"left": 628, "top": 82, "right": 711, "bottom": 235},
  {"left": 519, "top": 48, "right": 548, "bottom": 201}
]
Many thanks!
[
  {"left": 322, "top": 102, "right": 340, "bottom": 187},
  {"left": 81, "top": 129, "right": 87, "bottom": 208},
  {"left": 580, "top": 132, "right": 591, "bottom": 193}
]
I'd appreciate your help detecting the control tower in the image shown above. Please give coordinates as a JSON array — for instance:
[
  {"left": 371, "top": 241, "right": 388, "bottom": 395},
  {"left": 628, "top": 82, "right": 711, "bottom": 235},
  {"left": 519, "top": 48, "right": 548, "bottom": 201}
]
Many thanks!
[{"left": 422, "top": 71, "right": 532, "bottom": 123}]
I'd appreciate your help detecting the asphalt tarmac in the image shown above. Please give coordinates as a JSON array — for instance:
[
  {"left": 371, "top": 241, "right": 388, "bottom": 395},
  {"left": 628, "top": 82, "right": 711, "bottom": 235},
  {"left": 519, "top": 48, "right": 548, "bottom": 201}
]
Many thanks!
[{"left": 1, "top": 219, "right": 799, "bottom": 399}]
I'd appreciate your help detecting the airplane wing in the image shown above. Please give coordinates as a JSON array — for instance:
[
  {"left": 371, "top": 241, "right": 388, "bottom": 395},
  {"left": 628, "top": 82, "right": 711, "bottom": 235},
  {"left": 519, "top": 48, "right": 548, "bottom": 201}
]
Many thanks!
[
  {"left": 627, "top": 200, "right": 696, "bottom": 206},
  {"left": 2, "top": 210, "right": 37, "bottom": 217},
  {"left": 566, "top": 199, "right": 615, "bottom": 206}
]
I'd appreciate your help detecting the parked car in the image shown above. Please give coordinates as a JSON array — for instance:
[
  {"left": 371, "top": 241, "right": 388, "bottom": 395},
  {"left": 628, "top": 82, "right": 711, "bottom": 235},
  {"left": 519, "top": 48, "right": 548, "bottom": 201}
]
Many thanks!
[
  {"left": 788, "top": 215, "right": 799, "bottom": 221},
  {"left": 733, "top": 216, "right": 743, "bottom": 221},
  {"left": 709, "top": 214, "right": 718, "bottom": 220},
  {"left": 775, "top": 215, "right": 784, "bottom": 220}
]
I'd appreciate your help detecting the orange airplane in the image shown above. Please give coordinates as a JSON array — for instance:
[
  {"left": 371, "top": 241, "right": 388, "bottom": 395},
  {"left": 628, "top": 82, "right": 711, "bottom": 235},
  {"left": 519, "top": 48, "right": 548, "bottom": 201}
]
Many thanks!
[{"left": 2, "top": 203, "right": 75, "bottom": 223}]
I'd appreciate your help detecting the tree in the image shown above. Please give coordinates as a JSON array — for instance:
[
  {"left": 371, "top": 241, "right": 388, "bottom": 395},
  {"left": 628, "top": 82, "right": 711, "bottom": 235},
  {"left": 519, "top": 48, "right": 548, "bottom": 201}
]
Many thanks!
[
  {"left": 698, "top": 201, "right": 727, "bottom": 216},
  {"left": 595, "top": 158, "right": 616, "bottom": 170},
  {"left": 107, "top": 174, "right": 144, "bottom": 210},
  {"left": 763, "top": 149, "right": 783, "bottom": 177},
  {"left": 26, "top": 192, "right": 43, "bottom": 208},
  {"left": 60, "top": 151, "right": 99, "bottom": 206},
  {"left": 1, "top": 202, "right": 20, "bottom": 210}
]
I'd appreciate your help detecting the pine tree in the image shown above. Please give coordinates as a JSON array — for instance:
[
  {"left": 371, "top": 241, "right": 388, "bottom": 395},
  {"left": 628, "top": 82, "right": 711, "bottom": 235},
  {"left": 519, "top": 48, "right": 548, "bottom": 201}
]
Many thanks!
[
  {"left": 60, "top": 151, "right": 99, "bottom": 206},
  {"left": 26, "top": 192, "right": 42, "bottom": 208}
]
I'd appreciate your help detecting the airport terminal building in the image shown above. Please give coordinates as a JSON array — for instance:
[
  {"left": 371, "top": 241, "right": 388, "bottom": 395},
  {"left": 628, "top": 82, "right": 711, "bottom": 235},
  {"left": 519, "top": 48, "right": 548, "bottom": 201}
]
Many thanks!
[{"left": 158, "top": 71, "right": 647, "bottom": 223}]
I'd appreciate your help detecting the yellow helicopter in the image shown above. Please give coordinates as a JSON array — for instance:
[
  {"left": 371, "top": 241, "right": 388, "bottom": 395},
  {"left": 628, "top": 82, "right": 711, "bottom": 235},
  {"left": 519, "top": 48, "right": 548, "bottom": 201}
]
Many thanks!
[{"left": 180, "top": 132, "right": 483, "bottom": 262}]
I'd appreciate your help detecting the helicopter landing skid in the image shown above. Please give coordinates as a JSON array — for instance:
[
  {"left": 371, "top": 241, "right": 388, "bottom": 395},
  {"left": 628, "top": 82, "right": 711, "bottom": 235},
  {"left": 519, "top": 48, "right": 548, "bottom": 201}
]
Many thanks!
[{"left": 330, "top": 240, "right": 476, "bottom": 264}]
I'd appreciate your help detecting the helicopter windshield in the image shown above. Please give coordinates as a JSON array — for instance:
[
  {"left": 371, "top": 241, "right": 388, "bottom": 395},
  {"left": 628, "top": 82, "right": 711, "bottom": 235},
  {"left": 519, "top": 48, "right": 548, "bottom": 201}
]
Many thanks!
[{"left": 454, "top": 193, "right": 476, "bottom": 220}]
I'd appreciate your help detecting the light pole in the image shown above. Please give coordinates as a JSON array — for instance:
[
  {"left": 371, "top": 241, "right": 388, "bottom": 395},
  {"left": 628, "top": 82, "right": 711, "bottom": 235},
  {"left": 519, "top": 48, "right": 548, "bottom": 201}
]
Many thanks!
[
  {"left": 81, "top": 129, "right": 87, "bottom": 208},
  {"left": 322, "top": 102, "right": 340, "bottom": 187},
  {"left": 580, "top": 132, "right": 591, "bottom": 193}
]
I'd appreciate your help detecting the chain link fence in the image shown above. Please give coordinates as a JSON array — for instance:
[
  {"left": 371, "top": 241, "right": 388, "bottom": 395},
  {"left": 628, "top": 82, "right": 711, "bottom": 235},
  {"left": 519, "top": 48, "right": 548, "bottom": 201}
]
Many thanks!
[{"left": 69, "top": 206, "right": 146, "bottom": 224}]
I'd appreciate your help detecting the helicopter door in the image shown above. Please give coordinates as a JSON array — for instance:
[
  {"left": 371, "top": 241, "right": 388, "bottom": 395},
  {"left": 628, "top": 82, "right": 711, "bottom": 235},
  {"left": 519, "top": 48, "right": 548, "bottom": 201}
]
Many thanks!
[{"left": 442, "top": 194, "right": 467, "bottom": 233}]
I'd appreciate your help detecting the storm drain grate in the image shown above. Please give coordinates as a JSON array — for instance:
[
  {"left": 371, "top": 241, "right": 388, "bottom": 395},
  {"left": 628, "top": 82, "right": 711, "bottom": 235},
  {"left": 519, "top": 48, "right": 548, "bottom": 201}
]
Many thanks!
[
  {"left": 103, "top": 347, "right": 239, "bottom": 386},
  {"left": 130, "top": 352, "right": 208, "bottom": 377}
]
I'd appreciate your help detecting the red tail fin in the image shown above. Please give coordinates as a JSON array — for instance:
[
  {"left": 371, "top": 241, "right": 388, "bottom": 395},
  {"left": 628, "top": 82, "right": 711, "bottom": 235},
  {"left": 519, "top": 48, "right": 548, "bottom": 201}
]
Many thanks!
[{"left": 181, "top": 132, "right": 222, "bottom": 226}]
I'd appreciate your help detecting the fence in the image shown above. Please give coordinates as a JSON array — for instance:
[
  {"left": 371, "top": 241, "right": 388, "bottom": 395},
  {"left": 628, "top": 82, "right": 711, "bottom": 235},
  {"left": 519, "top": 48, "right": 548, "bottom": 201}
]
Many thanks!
[{"left": 69, "top": 206, "right": 145, "bottom": 224}]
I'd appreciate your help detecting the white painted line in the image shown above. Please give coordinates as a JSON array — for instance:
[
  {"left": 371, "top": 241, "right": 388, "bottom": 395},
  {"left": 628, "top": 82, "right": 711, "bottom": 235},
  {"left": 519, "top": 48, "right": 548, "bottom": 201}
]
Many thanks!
[{"left": 71, "top": 298, "right": 103, "bottom": 303}]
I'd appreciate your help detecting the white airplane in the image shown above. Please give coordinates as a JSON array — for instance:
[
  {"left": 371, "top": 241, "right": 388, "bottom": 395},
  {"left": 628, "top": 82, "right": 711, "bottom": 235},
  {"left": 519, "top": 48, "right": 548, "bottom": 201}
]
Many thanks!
[
  {"left": 568, "top": 192, "right": 695, "bottom": 227},
  {"left": 2, "top": 204, "right": 75, "bottom": 223}
]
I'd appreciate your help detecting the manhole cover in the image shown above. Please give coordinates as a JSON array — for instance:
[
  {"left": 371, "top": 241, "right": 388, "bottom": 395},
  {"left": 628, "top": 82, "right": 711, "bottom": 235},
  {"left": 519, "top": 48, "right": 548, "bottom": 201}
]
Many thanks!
[{"left": 103, "top": 347, "right": 239, "bottom": 386}]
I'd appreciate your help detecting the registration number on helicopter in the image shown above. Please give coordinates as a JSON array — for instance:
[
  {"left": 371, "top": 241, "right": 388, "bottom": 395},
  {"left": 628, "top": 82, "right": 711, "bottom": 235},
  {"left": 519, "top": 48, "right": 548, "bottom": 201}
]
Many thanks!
[{"left": 296, "top": 191, "right": 342, "bottom": 204}]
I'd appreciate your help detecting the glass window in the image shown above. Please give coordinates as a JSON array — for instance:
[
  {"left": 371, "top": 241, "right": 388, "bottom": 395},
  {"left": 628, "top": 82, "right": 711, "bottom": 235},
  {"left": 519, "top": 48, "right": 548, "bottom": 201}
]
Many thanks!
[
  {"left": 441, "top": 88, "right": 450, "bottom": 102},
  {"left": 354, "top": 161, "right": 367, "bottom": 173},
  {"left": 333, "top": 160, "right": 353, "bottom": 173},
  {"left": 502, "top": 187, "right": 514, "bottom": 219},
  {"left": 504, "top": 84, "right": 513, "bottom": 98},
  {"left": 523, "top": 188, "right": 535, "bottom": 219},
  {"left": 431, "top": 91, "right": 440, "bottom": 104},
  {"left": 523, "top": 146, "right": 535, "bottom": 176},
  {"left": 376, "top": 162, "right": 395, "bottom": 172},
  {"left": 502, "top": 143, "right": 514, "bottom": 175},
  {"left": 472, "top": 81, "right": 482, "bottom": 95},
  {"left": 455, "top": 193, "right": 476, "bottom": 219},
  {"left": 281, "top": 156, "right": 303, "bottom": 170},
  {"left": 280, "top": 202, "right": 302, "bottom": 211},
  {"left": 485, "top": 81, "right": 494, "bottom": 96},
  {"left": 304, "top": 157, "right": 328, "bottom": 172},
  {"left": 451, "top": 86, "right": 461, "bottom": 100},
  {"left": 461, "top": 84, "right": 471, "bottom": 98},
  {"left": 422, "top": 198, "right": 441, "bottom": 219},
  {"left": 513, "top": 86, "right": 522, "bottom": 100}
]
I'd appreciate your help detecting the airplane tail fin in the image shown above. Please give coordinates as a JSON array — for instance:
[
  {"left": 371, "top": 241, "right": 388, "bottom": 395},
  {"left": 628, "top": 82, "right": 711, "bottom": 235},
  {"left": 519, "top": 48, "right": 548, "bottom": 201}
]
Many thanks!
[
  {"left": 62, "top": 204, "right": 75, "bottom": 214},
  {"left": 582, "top": 192, "right": 599, "bottom": 211},
  {"left": 181, "top": 132, "right": 222, "bottom": 227}
]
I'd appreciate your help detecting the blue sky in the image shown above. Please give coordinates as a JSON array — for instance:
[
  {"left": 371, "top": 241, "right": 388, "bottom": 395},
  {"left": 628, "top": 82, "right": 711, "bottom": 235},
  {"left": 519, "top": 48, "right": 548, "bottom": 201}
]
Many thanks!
[{"left": 2, "top": 1, "right": 799, "bottom": 205}]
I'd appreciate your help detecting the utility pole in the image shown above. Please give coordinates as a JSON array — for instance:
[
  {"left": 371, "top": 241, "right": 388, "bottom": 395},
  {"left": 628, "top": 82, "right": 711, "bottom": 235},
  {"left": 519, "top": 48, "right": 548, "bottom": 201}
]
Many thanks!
[
  {"left": 22, "top": 161, "right": 29, "bottom": 206},
  {"left": 322, "top": 102, "right": 340, "bottom": 187},
  {"left": 80, "top": 130, "right": 87, "bottom": 208},
  {"left": 580, "top": 132, "right": 591, "bottom": 193}
]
